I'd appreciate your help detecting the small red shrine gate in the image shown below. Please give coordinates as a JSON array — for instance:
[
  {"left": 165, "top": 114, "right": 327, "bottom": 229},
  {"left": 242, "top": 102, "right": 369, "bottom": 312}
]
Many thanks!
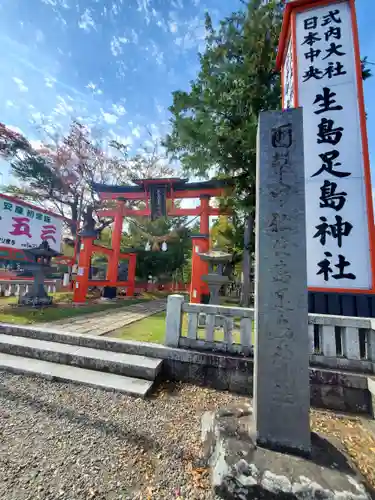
[{"left": 73, "top": 178, "right": 232, "bottom": 304}]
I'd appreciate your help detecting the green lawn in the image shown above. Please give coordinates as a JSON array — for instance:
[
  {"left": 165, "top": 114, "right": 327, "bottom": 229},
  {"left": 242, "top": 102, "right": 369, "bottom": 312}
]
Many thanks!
[
  {"left": 116, "top": 311, "right": 168, "bottom": 343},
  {"left": 115, "top": 311, "right": 250, "bottom": 344},
  {"left": 0, "top": 294, "right": 148, "bottom": 325}
]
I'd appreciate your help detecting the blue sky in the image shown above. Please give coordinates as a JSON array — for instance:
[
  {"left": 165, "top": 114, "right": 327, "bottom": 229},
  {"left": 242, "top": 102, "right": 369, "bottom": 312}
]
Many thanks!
[
  {"left": 0, "top": 0, "right": 243, "bottom": 184},
  {"left": 0, "top": 0, "right": 374, "bottom": 187}
]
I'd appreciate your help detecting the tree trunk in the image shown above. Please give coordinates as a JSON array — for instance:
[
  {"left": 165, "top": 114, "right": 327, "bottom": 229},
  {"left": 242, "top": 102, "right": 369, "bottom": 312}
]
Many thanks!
[
  {"left": 70, "top": 202, "right": 79, "bottom": 238},
  {"left": 240, "top": 213, "right": 254, "bottom": 307}
]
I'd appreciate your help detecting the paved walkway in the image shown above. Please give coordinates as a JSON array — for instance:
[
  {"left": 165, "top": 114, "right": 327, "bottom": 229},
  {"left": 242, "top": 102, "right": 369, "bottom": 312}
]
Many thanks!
[{"left": 40, "top": 299, "right": 166, "bottom": 336}]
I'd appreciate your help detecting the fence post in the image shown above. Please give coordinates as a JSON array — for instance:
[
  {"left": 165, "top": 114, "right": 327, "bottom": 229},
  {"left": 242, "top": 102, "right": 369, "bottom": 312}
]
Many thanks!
[
  {"left": 368, "top": 323, "right": 375, "bottom": 364},
  {"left": 165, "top": 294, "right": 184, "bottom": 348},
  {"left": 342, "top": 326, "right": 361, "bottom": 360}
]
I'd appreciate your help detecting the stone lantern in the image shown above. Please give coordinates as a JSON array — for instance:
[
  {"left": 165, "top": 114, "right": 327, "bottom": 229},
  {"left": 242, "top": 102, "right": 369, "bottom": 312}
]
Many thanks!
[
  {"left": 198, "top": 250, "right": 232, "bottom": 305},
  {"left": 19, "top": 241, "right": 62, "bottom": 307},
  {"left": 198, "top": 249, "right": 232, "bottom": 327}
]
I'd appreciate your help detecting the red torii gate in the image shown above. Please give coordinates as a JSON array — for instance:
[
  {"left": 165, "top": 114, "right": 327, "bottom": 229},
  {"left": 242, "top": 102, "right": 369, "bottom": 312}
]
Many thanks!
[{"left": 73, "top": 178, "right": 232, "bottom": 304}]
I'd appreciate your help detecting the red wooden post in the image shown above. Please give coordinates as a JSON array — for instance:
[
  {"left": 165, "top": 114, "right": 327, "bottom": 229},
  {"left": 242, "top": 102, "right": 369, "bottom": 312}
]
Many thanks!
[
  {"left": 190, "top": 235, "right": 209, "bottom": 303},
  {"left": 190, "top": 237, "right": 202, "bottom": 303},
  {"left": 107, "top": 200, "right": 124, "bottom": 284},
  {"left": 73, "top": 237, "right": 95, "bottom": 303},
  {"left": 199, "top": 195, "right": 210, "bottom": 298}
]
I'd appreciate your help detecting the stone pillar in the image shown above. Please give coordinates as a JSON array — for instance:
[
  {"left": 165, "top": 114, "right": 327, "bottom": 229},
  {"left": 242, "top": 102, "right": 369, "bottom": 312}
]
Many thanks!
[
  {"left": 254, "top": 108, "right": 311, "bottom": 456},
  {"left": 165, "top": 294, "right": 184, "bottom": 347}
]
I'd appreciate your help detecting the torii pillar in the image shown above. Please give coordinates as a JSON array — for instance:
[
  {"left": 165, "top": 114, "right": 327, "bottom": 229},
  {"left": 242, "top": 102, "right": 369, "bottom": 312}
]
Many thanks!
[
  {"left": 190, "top": 195, "right": 210, "bottom": 303},
  {"left": 107, "top": 200, "right": 124, "bottom": 284},
  {"left": 73, "top": 228, "right": 97, "bottom": 304}
]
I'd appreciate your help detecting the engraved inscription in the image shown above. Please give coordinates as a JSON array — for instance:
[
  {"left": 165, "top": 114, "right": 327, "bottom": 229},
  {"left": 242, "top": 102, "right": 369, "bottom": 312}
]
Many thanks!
[{"left": 271, "top": 123, "right": 293, "bottom": 148}]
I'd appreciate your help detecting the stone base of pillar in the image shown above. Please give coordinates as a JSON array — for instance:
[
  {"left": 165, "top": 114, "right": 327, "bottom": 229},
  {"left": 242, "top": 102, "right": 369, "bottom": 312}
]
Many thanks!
[
  {"left": 201, "top": 407, "right": 371, "bottom": 500},
  {"left": 19, "top": 294, "right": 53, "bottom": 307}
]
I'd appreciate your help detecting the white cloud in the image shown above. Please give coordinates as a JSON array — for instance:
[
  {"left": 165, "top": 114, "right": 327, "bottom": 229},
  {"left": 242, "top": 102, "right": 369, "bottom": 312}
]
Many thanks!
[
  {"left": 167, "top": 68, "right": 178, "bottom": 85},
  {"left": 41, "top": 0, "right": 69, "bottom": 7},
  {"left": 130, "top": 29, "right": 139, "bottom": 44},
  {"left": 112, "top": 103, "right": 127, "bottom": 116},
  {"left": 45, "top": 76, "right": 56, "bottom": 88},
  {"left": 78, "top": 9, "right": 96, "bottom": 32},
  {"left": 169, "top": 22, "right": 178, "bottom": 33},
  {"left": 131, "top": 127, "right": 141, "bottom": 138},
  {"left": 146, "top": 40, "right": 164, "bottom": 67},
  {"left": 109, "top": 130, "right": 133, "bottom": 146},
  {"left": 150, "top": 123, "right": 160, "bottom": 134},
  {"left": 136, "top": 0, "right": 151, "bottom": 24},
  {"left": 35, "top": 30, "right": 45, "bottom": 43},
  {"left": 30, "top": 111, "right": 43, "bottom": 122},
  {"left": 110, "top": 36, "right": 129, "bottom": 57},
  {"left": 174, "top": 15, "right": 207, "bottom": 53},
  {"left": 111, "top": 2, "right": 119, "bottom": 16},
  {"left": 86, "top": 82, "right": 103, "bottom": 95},
  {"left": 156, "top": 52, "right": 164, "bottom": 66},
  {"left": 102, "top": 111, "right": 118, "bottom": 125},
  {"left": 115, "top": 60, "right": 128, "bottom": 80},
  {"left": 53, "top": 95, "right": 74, "bottom": 116},
  {"left": 12, "top": 77, "right": 28, "bottom": 92},
  {"left": 171, "top": 0, "right": 183, "bottom": 8},
  {"left": 5, "top": 100, "right": 15, "bottom": 108},
  {"left": 154, "top": 101, "right": 164, "bottom": 115},
  {"left": 156, "top": 19, "right": 168, "bottom": 32}
]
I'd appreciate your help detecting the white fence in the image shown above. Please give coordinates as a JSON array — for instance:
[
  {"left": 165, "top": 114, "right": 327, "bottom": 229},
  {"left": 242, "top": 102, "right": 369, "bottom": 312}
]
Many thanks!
[
  {"left": 0, "top": 279, "right": 62, "bottom": 298},
  {"left": 165, "top": 294, "right": 375, "bottom": 374}
]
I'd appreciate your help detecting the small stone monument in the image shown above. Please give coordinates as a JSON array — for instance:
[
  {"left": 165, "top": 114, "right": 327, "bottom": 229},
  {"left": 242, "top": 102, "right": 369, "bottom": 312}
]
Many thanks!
[{"left": 19, "top": 241, "right": 61, "bottom": 307}]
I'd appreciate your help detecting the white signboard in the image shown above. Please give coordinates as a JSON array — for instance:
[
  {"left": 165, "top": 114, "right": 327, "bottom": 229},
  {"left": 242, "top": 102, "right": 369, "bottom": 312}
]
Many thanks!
[
  {"left": 295, "top": 1, "right": 371, "bottom": 289},
  {"left": 0, "top": 195, "right": 63, "bottom": 253},
  {"left": 283, "top": 38, "right": 294, "bottom": 109}
]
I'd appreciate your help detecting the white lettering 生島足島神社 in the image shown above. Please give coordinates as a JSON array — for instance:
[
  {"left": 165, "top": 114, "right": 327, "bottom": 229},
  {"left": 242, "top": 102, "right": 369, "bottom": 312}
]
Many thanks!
[{"left": 283, "top": 1, "right": 372, "bottom": 290}]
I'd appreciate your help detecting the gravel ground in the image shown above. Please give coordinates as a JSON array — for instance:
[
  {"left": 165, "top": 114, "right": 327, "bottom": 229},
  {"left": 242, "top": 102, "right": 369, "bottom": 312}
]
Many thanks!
[
  {"left": 0, "top": 371, "right": 248, "bottom": 500},
  {"left": 1, "top": 371, "right": 375, "bottom": 500}
]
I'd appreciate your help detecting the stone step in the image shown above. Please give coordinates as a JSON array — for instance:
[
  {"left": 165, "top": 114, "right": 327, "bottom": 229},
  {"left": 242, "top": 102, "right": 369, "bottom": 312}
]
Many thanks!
[
  {"left": 0, "top": 334, "right": 163, "bottom": 380},
  {"left": 0, "top": 353, "right": 154, "bottom": 398},
  {"left": 0, "top": 323, "right": 163, "bottom": 358}
]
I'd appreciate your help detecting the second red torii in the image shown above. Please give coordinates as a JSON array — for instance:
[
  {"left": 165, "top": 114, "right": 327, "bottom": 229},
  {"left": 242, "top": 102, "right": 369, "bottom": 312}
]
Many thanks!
[{"left": 73, "top": 177, "right": 233, "bottom": 304}]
